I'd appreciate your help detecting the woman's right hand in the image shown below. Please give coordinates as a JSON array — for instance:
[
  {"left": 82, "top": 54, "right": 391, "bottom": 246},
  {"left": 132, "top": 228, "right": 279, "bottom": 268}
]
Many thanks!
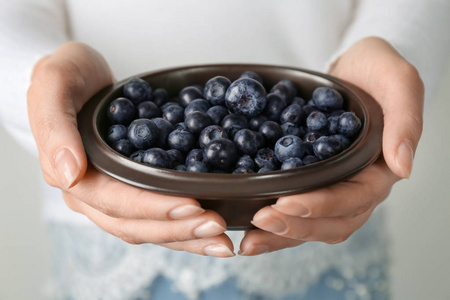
[{"left": 27, "top": 42, "right": 234, "bottom": 257}]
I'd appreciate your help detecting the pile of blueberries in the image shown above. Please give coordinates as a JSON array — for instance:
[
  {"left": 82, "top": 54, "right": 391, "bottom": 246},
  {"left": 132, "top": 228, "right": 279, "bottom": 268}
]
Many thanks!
[{"left": 106, "top": 71, "right": 361, "bottom": 174}]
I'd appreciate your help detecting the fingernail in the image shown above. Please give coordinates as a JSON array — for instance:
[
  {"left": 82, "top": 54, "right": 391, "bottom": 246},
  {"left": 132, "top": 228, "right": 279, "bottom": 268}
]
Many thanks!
[
  {"left": 238, "top": 244, "right": 270, "bottom": 256},
  {"left": 169, "top": 205, "right": 205, "bottom": 220},
  {"left": 251, "top": 214, "right": 287, "bottom": 234},
  {"left": 194, "top": 221, "right": 226, "bottom": 238},
  {"left": 204, "top": 244, "right": 235, "bottom": 257},
  {"left": 54, "top": 148, "right": 80, "bottom": 189},
  {"left": 396, "top": 140, "right": 414, "bottom": 178},
  {"left": 272, "top": 201, "right": 310, "bottom": 217}
]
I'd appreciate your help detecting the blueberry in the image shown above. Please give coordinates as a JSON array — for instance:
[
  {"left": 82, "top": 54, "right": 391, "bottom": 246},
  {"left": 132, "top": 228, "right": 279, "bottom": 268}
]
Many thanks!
[
  {"left": 279, "top": 104, "right": 305, "bottom": 126},
  {"left": 225, "top": 78, "right": 267, "bottom": 117},
  {"left": 107, "top": 97, "right": 136, "bottom": 125},
  {"left": 179, "top": 86, "right": 204, "bottom": 107},
  {"left": 185, "top": 148, "right": 205, "bottom": 166},
  {"left": 204, "top": 76, "right": 231, "bottom": 106},
  {"left": 235, "top": 155, "right": 255, "bottom": 171},
  {"left": 167, "top": 128, "right": 196, "bottom": 153},
  {"left": 204, "top": 138, "right": 238, "bottom": 170},
  {"left": 291, "top": 96, "right": 306, "bottom": 107},
  {"left": 186, "top": 161, "right": 209, "bottom": 173},
  {"left": 262, "top": 93, "right": 287, "bottom": 121},
  {"left": 184, "top": 98, "right": 211, "bottom": 117},
  {"left": 161, "top": 101, "right": 180, "bottom": 111},
  {"left": 274, "top": 135, "right": 306, "bottom": 162},
  {"left": 112, "top": 139, "right": 136, "bottom": 156},
  {"left": 174, "top": 164, "right": 187, "bottom": 172},
  {"left": 221, "top": 114, "right": 249, "bottom": 138},
  {"left": 142, "top": 148, "right": 173, "bottom": 169},
  {"left": 232, "top": 167, "right": 255, "bottom": 174},
  {"left": 123, "top": 78, "right": 152, "bottom": 104},
  {"left": 313, "top": 136, "right": 342, "bottom": 160},
  {"left": 254, "top": 148, "right": 281, "bottom": 170},
  {"left": 306, "top": 111, "right": 328, "bottom": 132},
  {"left": 281, "top": 157, "right": 304, "bottom": 170},
  {"left": 248, "top": 114, "right": 268, "bottom": 131},
  {"left": 151, "top": 117, "right": 175, "bottom": 148},
  {"left": 137, "top": 101, "right": 161, "bottom": 119},
  {"left": 302, "top": 104, "right": 318, "bottom": 117},
  {"left": 166, "top": 149, "right": 185, "bottom": 166},
  {"left": 162, "top": 103, "right": 184, "bottom": 125},
  {"left": 332, "top": 134, "right": 352, "bottom": 149},
  {"left": 338, "top": 112, "right": 361, "bottom": 137},
  {"left": 259, "top": 120, "right": 283, "bottom": 146},
  {"left": 184, "top": 111, "right": 213, "bottom": 135},
  {"left": 270, "top": 80, "right": 297, "bottom": 104},
  {"left": 329, "top": 109, "right": 345, "bottom": 117},
  {"left": 312, "top": 87, "right": 343, "bottom": 112},
  {"left": 302, "top": 155, "right": 319, "bottom": 165},
  {"left": 258, "top": 166, "right": 275, "bottom": 173},
  {"left": 127, "top": 119, "right": 159, "bottom": 150},
  {"left": 206, "top": 105, "right": 229, "bottom": 125},
  {"left": 281, "top": 122, "right": 303, "bottom": 138},
  {"left": 129, "top": 150, "right": 146, "bottom": 163},
  {"left": 239, "top": 71, "right": 263, "bottom": 85},
  {"left": 327, "top": 115, "right": 339, "bottom": 135},
  {"left": 254, "top": 131, "right": 266, "bottom": 149},
  {"left": 174, "top": 122, "right": 188, "bottom": 131},
  {"left": 152, "top": 88, "right": 170, "bottom": 107},
  {"left": 107, "top": 124, "right": 128, "bottom": 144},
  {"left": 303, "top": 131, "right": 322, "bottom": 144},
  {"left": 199, "top": 125, "right": 228, "bottom": 149},
  {"left": 303, "top": 141, "right": 314, "bottom": 156},
  {"left": 233, "top": 129, "right": 259, "bottom": 156}
]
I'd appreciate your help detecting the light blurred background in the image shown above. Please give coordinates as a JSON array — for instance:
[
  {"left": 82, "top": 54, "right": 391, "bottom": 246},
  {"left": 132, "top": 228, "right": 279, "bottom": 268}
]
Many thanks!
[{"left": 1, "top": 61, "right": 449, "bottom": 300}]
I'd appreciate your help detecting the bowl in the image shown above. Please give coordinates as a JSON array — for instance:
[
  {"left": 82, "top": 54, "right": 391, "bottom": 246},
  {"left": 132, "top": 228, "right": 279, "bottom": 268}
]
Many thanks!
[{"left": 77, "top": 64, "right": 383, "bottom": 230}]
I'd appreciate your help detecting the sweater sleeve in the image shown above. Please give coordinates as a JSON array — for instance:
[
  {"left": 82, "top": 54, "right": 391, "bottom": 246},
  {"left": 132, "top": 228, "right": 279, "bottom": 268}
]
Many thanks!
[
  {"left": 0, "top": 0, "right": 70, "bottom": 155},
  {"left": 329, "top": 0, "right": 450, "bottom": 102}
]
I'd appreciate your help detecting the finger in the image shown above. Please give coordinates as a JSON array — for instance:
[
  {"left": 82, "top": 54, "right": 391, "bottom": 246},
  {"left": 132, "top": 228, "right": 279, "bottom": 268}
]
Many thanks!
[
  {"left": 160, "top": 235, "right": 235, "bottom": 258},
  {"left": 330, "top": 37, "right": 424, "bottom": 179},
  {"left": 63, "top": 194, "right": 227, "bottom": 245},
  {"left": 272, "top": 160, "right": 398, "bottom": 218},
  {"left": 68, "top": 166, "right": 205, "bottom": 220},
  {"left": 239, "top": 229, "right": 304, "bottom": 256},
  {"left": 27, "top": 42, "right": 114, "bottom": 189},
  {"left": 378, "top": 62, "right": 424, "bottom": 179},
  {"left": 251, "top": 205, "right": 373, "bottom": 244}
]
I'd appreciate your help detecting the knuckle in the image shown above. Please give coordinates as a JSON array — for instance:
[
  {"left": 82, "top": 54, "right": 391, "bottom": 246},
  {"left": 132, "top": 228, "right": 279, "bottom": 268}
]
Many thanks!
[
  {"left": 114, "top": 221, "right": 143, "bottom": 245},
  {"left": 307, "top": 189, "right": 334, "bottom": 217},
  {"left": 291, "top": 224, "right": 313, "bottom": 240}
]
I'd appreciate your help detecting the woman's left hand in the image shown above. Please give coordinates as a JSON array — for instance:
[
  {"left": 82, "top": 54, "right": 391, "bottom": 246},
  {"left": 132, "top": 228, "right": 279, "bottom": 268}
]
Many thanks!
[{"left": 239, "top": 37, "right": 424, "bottom": 255}]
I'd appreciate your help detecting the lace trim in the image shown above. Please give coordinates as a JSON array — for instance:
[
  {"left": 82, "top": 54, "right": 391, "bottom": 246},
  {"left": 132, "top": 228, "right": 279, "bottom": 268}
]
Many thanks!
[{"left": 44, "top": 207, "right": 389, "bottom": 300}]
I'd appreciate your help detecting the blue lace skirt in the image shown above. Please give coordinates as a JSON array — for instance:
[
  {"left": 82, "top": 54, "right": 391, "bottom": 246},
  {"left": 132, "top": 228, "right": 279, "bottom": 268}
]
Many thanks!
[{"left": 45, "top": 208, "right": 390, "bottom": 300}]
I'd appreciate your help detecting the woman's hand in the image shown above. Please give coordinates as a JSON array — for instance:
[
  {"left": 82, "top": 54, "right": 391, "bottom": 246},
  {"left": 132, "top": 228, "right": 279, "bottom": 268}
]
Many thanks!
[
  {"left": 239, "top": 37, "right": 424, "bottom": 255},
  {"left": 27, "top": 42, "right": 234, "bottom": 257}
]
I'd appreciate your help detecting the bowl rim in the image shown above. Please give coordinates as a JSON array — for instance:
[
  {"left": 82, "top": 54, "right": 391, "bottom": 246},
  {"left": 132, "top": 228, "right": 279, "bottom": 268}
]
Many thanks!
[{"left": 78, "top": 63, "right": 383, "bottom": 201}]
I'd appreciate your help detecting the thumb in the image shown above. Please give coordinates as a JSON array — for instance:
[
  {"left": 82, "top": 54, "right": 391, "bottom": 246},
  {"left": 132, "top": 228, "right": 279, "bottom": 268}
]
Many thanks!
[
  {"left": 27, "top": 42, "right": 114, "bottom": 189},
  {"left": 329, "top": 37, "right": 424, "bottom": 179},
  {"left": 377, "top": 63, "right": 424, "bottom": 178}
]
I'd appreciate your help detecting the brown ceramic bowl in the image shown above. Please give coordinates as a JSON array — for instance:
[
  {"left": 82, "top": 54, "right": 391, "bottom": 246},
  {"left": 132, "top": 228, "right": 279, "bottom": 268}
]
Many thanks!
[{"left": 78, "top": 64, "right": 383, "bottom": 230}]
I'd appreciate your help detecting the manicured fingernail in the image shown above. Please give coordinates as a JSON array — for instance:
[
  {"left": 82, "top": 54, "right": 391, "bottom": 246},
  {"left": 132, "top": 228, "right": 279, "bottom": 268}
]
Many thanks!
[
  {"left": 54, "top": 148, "right": 80, "bottom": 189},
  {"left": 169, "top": 205, "right": 205, "bottom": 220},
  {"left": 194, "top": 221, "right": 226, "bottom": 238},
  {"left": 251, "top": 214, "right": 287, "bottom": 234},
  {"left": 396, "top": 140, "right": 414, "bottom": 178},
  {"left": 204, "top": 244, "right": 235, "bottom": 257},
  {"left": 238, "top": 244, "right": 270, "bottom": 256},
  {"left": 272, "top": 201, "right": 309, "bottom": 217}
]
